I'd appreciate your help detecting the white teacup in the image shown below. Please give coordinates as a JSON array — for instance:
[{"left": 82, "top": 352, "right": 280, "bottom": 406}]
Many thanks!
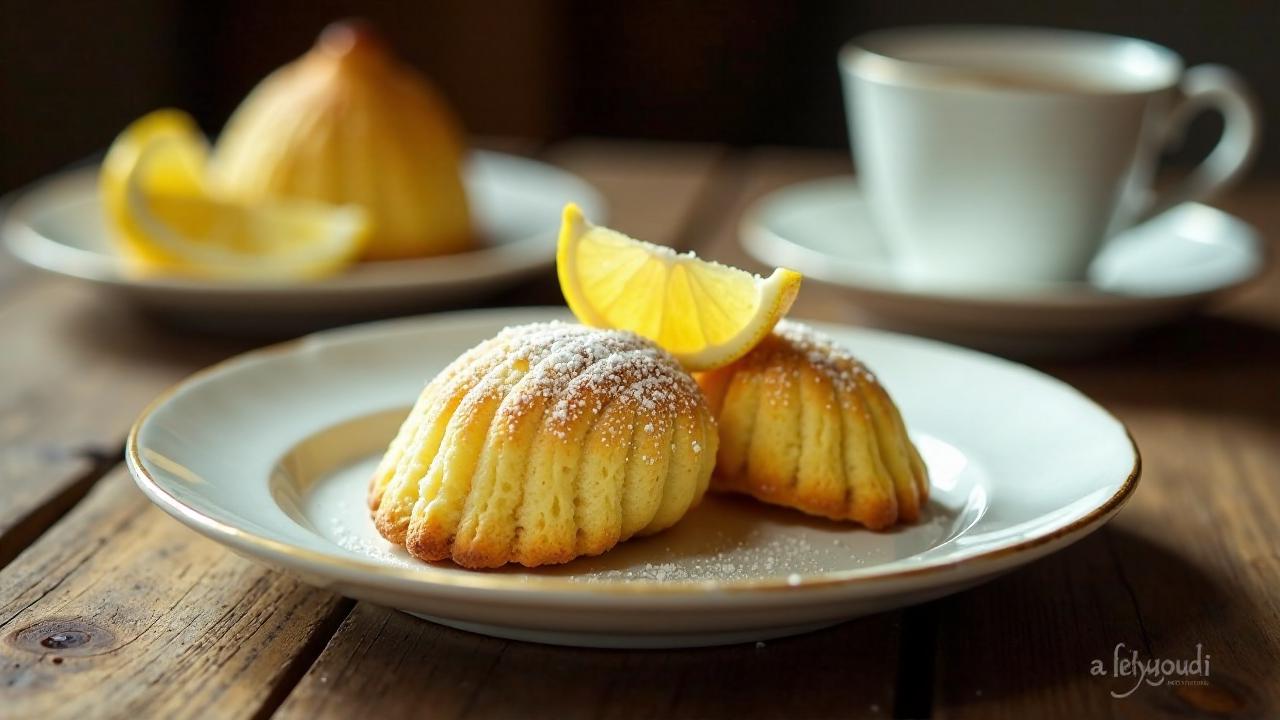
[{"left": 839, "top": 26, "right": 1261, "bottom": 288}]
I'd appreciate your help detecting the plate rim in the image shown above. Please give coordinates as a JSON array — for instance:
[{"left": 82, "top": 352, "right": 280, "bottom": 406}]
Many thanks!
[
  {"left": 1, "top": 150, "right": 605, "bottom": 295},
  {"left": 740, "top": 175, "right": 1269, "bottom": 309},
  {"left": 126, "top": 306, "right": 1142, "bottom": 597}
]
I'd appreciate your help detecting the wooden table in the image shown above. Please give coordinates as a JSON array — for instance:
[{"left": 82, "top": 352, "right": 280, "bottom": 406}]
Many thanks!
[{"left": 2, "top": 140, "right": 1277, "bottom": 719}]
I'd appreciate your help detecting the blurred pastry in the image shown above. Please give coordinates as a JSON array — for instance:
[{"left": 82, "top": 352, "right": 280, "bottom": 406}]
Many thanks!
[
  {"left": 695, "top": 321, "right": 928, "bottom": 529},
  {"left": 369, "top": 322, "right": 718, "bottom": 568},
  {"left": 211, "top": 20, "right": 471, "bottom": 260}
]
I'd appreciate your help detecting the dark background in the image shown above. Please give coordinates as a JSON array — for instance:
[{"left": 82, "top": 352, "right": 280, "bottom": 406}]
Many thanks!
[{"left": 2, "top": 0, "right": 1277, "bottom": 194}]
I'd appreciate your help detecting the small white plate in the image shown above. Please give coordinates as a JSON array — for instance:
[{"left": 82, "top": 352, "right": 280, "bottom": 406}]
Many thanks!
[
  {"left": 742, "top": 177, "right": 1266, "bottom": 354},
  {"left": 2, "top": 152, "right": 604, "bottom": 332},
  {"left": 127, "top": 306, "right": 1138, "bottom": 648}
]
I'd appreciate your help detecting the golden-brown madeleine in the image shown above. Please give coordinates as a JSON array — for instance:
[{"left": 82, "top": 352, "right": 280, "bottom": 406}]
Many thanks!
[
  {"left": 369, "top": 322, "right": 717, "bottom": 568},
  {"left": 696, "top": 321, "right": 928, "bottom": 529},
  {"left": 211, "top": 21, "right": 472, "bottom": 260}
]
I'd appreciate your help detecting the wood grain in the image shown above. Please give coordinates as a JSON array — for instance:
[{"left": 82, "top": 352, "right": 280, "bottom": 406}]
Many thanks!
[
  {"left": 0, "top": 469, "right": 351, "bottom": 718},
  {"left": 0, "top": 279, "right": 251, "bottom": 564},
  {"left": 274, "top": 603, "right": 899, "bottom": 720}
]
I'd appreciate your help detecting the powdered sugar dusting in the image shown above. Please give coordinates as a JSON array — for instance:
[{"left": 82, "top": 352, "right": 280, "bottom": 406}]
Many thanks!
[
  {"left": 457, "top": 322, "right": 706, "bottom": 443},
  {"left": 766, "top": 319, "right": 878, "bottom": 391},
  {"left": 327, "top": 515, "right": 419, "bottom": 567},
  {"left": 568, "top": 527, "right": 860, "bottom": 583}
]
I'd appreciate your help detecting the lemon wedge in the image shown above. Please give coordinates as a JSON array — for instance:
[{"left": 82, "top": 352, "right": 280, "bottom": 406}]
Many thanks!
[
  {"left": 101, "top": 109, "right": 369, "bottom": 281},
  {"left": 101, "top": 109, "right": 208, "bottom": 268},
  {"left": 557, "top": 203, "right": 802, "bottom": 371}
]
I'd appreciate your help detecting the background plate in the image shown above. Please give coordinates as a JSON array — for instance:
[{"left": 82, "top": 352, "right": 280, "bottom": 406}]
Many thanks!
[{"left": 2, "top": 152, "right": 605, "bottom": 332}]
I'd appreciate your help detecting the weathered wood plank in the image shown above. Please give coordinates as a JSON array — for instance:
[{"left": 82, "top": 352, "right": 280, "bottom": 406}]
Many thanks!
[
  {"left": 0, "top": 469, "right": 352, "bottom": 718},
  {"left": 274, "top": 603, "right": 899, "bottom": 720},
  {"left": 929, "top": 533, "right": 1151, "bottom": 718},
  {"left": 0, "top": 279, "right": 252, "bottom": 562}
]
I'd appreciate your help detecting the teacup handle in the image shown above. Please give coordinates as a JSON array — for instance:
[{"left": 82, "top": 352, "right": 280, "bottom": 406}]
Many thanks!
[{"left": 1136, "top": 64, "right": 1262, "bottom": 224}]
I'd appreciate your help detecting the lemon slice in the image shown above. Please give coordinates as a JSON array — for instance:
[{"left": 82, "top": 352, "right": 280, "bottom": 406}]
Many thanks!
[
  {"left": 102, "top": 109, "right": 369, "bottom": 281},
  {"left": 126, "top": 141, "right": 369, "bottom": 281},
  {"left": 101, "top": 109, "right": 209, "bottom": 267},
  {"left": 557, "top": 203, "right": 802, "bottom": 371}
]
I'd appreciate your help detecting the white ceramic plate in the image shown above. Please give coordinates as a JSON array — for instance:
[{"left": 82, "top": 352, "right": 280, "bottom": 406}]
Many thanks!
[
  {"left": 127, "top": 307, "right": 1139, "bottom": 648},
  {"left": 742, "top": 177, "right": 1267, "bottom": 355},
  {"left": 2, "top": 152, "right": 604, "bottom": 332}
]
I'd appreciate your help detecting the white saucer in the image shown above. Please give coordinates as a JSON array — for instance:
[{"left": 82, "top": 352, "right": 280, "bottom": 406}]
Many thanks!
[
  {"left": 2, "top": 152, "right": 604, "bottom": 332},
  {"left": 127, "top": 306, "right": 1138, "bottom": 648},
  {"left": 741, "top": 177, "right": 1266, "bottom": 354}
]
